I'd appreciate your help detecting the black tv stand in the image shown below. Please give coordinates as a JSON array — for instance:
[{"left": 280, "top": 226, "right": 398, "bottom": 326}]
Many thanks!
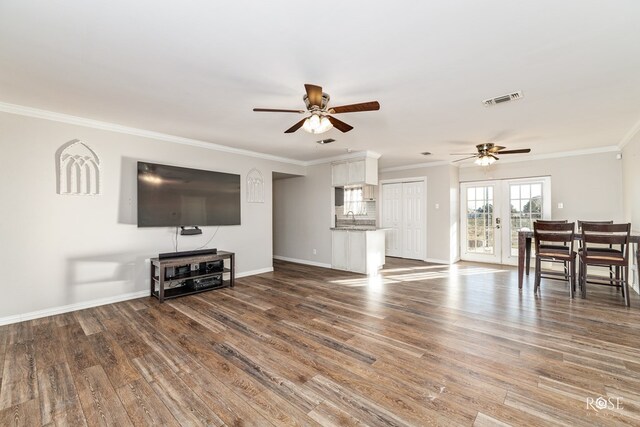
[{"left": 150, "top": 251, "right": 234, "bottom": 302}]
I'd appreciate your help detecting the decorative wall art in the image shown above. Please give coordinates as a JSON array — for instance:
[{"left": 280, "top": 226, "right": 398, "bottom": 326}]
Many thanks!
[
  {"left": 56, "top": 139, "right": 101, "bottom": 195},
  {"left": 246, "top": 168, "right": 264, "bottom": 203}
]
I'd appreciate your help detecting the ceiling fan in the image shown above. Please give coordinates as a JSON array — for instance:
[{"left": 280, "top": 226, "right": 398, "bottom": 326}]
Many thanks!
[
  {"left": 451, "top": 143, "right": 531, "bottom": 166},
  {"left": 253, "top": 84, "right": 380, "bottom": 134}
]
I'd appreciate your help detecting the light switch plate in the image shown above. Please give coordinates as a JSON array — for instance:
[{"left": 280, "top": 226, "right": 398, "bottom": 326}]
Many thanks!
[{"left": 557, "top": 202, "right": 564, "bottom": 209}]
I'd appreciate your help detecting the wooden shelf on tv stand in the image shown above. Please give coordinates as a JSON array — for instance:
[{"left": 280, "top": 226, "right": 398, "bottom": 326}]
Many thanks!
[{"left": 149, "top": 251, "right": 235, "bottom": 303}]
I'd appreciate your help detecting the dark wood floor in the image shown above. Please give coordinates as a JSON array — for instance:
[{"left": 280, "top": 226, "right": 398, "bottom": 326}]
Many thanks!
[{"left": 1, "top": 258, "right": 640, "bottom": 426}]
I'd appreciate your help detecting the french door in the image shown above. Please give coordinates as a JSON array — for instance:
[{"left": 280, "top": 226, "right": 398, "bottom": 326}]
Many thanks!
[{"left": 460, "top": 177, "right": 551, "bottom": 265}]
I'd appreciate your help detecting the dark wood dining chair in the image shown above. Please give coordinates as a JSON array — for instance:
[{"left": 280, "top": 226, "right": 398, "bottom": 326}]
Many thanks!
[
  {"left": 577, "top": 220, "right": 617, "bottom": 285},
  {"left": 533, "top": 221, "right": 576, "bottom": 297},
  {"left": 579, "top": 223, "right": 631, "bottom": 307},
  {"left": 535, "top": 220, "right": 569, "bottom": 276}
]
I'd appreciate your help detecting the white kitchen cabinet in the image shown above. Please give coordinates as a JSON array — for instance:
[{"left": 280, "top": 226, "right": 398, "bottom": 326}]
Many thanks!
[
  {"left": 331, "top": 229, "right": 386, "bottom": 274},
  {"left": 331, "top": 230, "right": 350, "bottom": 271},
  {"left": 348, "top": 230, "right": 366, "bottom": 273},
  {"left": 331, "top": 156, "right": 378, "bottom": 186},
  {"left": 363, "top": 184, "right": 377, "bottom": 200},
  {"left": 331, "top": 162, "right": 349, "bottom": 187},
  {"left": 348, "top": 160, "right": 366, "bottom": 184}
]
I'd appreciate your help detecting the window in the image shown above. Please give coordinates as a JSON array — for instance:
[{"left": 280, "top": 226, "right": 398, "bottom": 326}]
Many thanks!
[
  {"left": 509, "top": 182, "right": 543, "bottom": 255},
  {"left": 466, "top": 186, "right": 494, "bottom": 254},
  {"left": 344, "top": 187, "right": 367, "bottom": 215}
]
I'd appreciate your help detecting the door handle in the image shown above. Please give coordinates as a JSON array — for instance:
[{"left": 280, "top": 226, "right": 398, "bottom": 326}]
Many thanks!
[{"left": 495, "top": 217, "right": 501, "bottom": 229}]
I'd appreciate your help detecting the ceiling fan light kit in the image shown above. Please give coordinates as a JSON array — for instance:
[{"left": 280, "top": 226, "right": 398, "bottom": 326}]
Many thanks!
[
  {"left": 452, "top": 142, "right": 531, "bottom": 166},
  {"left": 303, "top": 113, "right": 333, "bottom": 134},
  {"left": 253, "top": 84, "right": 380, "bottom": 134},
  {"left": 474, "top": 155, "right": 497, "bottom": 166}
]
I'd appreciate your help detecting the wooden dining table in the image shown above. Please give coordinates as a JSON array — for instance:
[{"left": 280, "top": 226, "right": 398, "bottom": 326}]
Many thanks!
[{"left": 517, "top": 230, "right": 640, "bottom": 289}]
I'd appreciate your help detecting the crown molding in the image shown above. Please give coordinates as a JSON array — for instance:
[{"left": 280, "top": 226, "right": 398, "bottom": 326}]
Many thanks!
[
  {"left": 0, "top": 101, "right": 310, "bottom": 166},
  {"left": 379, "top": 160, "right": 452, "bottom": 173},
  {"left": 457, "top": 145, "right": 620, "bottom": 168},
  {"left": 306, "top": 150, "right": 382, "bottom": 166},
  {"left": 618, "top": 114, "right": 640, "bottom": 150},
  {"left": 1, "top": 101, "right": 626, "bottom": 171},
  {"left": 0, "top": 101, "right": 386, "bottom": 168}
]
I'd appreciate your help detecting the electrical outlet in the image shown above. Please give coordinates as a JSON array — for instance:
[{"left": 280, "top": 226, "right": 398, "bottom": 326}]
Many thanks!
[
  {"left": 313, "top": 249, "right": 317, "bottom": 255},
  {"left": 435, "top": 203, "right": 440, "bottom": 209},
  {"left": 557, "top": 202, "right": 564, "bottom": 209}
]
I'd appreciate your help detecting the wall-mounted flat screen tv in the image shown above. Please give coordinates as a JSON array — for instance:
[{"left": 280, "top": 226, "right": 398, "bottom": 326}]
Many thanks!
[{"left": 137, "top": 161, "right": 241, "bottom": 227}]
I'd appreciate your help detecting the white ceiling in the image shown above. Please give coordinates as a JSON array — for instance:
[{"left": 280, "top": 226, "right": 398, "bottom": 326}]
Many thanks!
[{"left": 1, "top": 1, "right": 640, "bottom": 168}]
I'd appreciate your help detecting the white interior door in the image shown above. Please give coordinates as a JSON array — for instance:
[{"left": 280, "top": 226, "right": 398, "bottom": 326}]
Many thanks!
[
  {"left": 381, "top": 180, "right": 426, "bottom": 260},
  {"left": 461, "top": 177, "right": 551, "bottom": 265},
  {"left": 402, "top": 181, "right": 425, "bottom": 260},
  {"left": 382, "top": 183, "right": 402, "bottom": 257}
]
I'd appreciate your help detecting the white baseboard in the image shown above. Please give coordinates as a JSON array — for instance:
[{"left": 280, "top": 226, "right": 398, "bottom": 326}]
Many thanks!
[
  {"left": 0, "top": 290, "right": 149, "bottom": 327},
  {"left": 0, "top": 266, "right": 276, "bottom": 326},
  {"left": 424, "top": 258, "right": 453, "bottom": 265},
  {"left": 273, "top": 255, "right": 332, "bottom": 269},
  {"left": 236, "top": 267, "right": 274, "bottom": 278}
]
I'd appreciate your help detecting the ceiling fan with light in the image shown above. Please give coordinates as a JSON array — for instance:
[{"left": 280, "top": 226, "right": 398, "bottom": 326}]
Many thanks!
[
  {"left": 451, "top": 143, "right": 531, "bottom": 166},
  {"left": 253, "top": 84, "right": 380, "bottom": 134}
]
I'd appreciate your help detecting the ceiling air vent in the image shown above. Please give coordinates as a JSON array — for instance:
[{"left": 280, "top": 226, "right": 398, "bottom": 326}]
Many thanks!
[{"left": 482, "top": 91, "right": 524, "bottom": 107}]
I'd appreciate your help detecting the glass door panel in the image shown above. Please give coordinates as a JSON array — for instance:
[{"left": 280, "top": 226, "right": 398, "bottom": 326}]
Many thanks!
[{"left": 461, "top": 183, "right": 501, "bottom": 263}]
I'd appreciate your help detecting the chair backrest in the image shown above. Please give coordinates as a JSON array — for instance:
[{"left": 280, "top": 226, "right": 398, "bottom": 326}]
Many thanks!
[
  {"left": 536, "top": 220, "right": 568, "bottom": 224},
  {"left": 581, "top": 223, "right": 631, "bottom": 260},
  {"left": 533, "top": 221, "right": 575, "bottom": 253},
  {"left": 577, "top": 220, "right": 614, "bottom": 248},
  {"left": 577, "top": 220, "right": 613, "bottom": 229}
]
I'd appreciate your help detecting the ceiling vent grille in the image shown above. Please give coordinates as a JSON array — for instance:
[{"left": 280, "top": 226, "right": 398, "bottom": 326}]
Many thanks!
[{"left": 482, "top": 91, "right": 524, "bottom": 107}]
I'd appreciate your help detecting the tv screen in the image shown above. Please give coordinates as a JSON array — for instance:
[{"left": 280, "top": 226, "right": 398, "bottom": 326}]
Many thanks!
[{"left": 137, "top": 162, "right": 241, "bottom": 227}]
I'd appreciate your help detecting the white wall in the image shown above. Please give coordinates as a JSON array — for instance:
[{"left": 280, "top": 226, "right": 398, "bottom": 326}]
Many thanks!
[
  {"left": 458, "top": 151, "right": 624, "bottom": 223},
  {"left": 378, "top": 152, "right": 623, "bottom": 264},
  {"left": 623, "top": 135, "right": 640, "bottom": 231},
  {"left": 0, "top": 111, "right": 304, "bottom": 320},
  {"left": 622, "top": 132, "right": 640, "bottom": 292},
  {"left": 273, "top": 163, "right": 332, "bottom": 266}
]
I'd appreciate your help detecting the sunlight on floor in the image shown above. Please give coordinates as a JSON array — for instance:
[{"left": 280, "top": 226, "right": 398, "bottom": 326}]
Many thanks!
[{"left": 329, "top": 265, "right": 509, "bottom": 287}]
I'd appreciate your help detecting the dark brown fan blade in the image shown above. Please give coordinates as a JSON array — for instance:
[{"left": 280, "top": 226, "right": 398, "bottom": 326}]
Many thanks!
[
  {"left": 488, "top": 145, "right": 506, "bottom": 153},
  {"left": 330, "top": 101, "right": 380, "bottom": 114},
  {"left": 305, "top": 84, "right": 323, "bottom": 107},
  {"left": 452, "top": 156, "right": 478, "bottom": 163},
  {"left": 490, "top": 154, "right": 499, "bottom": 160},
  {"left": 253, "top": 108, "right": 305, "bottom": 113},
  {"left": 327, "top": 116, "right": 354, "bottom": 133},
  {"left": 284, "top": 118, "right": 307, "bottom": 133},
  {"left": 496, "top": 149, "right": 531, "bottom": 154}
]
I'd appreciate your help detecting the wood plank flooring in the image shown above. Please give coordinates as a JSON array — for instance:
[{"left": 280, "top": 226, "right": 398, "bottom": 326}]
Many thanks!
[{"left": 1, "top": 258, "right": 640, "bottom": 426}]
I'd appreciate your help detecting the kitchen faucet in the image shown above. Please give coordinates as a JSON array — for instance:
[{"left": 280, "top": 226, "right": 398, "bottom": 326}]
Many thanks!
[{"left": 347, "top": 211, "right": 356, "bottom": 224}]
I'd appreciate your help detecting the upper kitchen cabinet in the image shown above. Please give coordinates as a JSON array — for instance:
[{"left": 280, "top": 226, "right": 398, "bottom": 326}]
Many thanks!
[
  {"left": 331, "top": 152, "right": 379, "bottom": 186},
  {"left": 332, "top": 161, "right": 349, "bottom": 186}
]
